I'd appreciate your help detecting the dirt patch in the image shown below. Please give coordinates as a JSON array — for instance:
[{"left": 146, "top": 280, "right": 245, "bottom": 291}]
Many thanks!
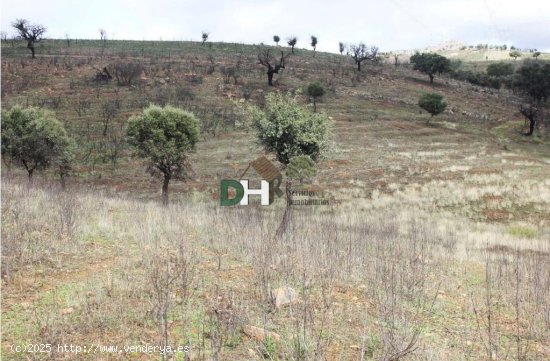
[
  {"left": 486, "top": 244, "right": 550, "bottom": 258},
  {"left": 482, "top": 209, "right": 510, "bottom": 221}
]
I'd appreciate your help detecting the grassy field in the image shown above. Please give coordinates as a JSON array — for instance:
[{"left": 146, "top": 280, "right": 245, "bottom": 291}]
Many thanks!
[{"left": 1, "top": 39, "right": 549, "bottom": 360}]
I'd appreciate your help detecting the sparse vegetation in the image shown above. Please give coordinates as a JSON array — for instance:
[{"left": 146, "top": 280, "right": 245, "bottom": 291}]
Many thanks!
[
  {"left": 110, "top": 61, "right": 143, "bottom": 86},
  {"left": 1, "top": 28, "right": 549, "bottom": 361}
]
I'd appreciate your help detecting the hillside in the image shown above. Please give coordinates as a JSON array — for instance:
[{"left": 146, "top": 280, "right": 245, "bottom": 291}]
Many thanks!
[{"left": 1, "top": 39, "right": 550, "bottom": 360}]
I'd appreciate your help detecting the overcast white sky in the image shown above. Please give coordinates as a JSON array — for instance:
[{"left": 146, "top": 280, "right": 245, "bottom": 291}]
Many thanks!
[{"left": 1, "top": 0, "right": 549, "bottom": 52}]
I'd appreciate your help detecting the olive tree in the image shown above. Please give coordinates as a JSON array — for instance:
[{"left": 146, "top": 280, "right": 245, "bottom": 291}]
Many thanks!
[
  {"left": 287, "top": 36, "right": 297, "bottom": 54},
  {"left": 257, "top": 48, "right": 290, "bottom": 86},
  {"left": 273, "top": 35, "right": 280, "bottom": 46},
  {"left": 509, "top": 50, "right": 522, "bottom": 60},
  {"left": 339, "top": 42, "right": 346, "bottom": 55},
  {"left": 248, "top": 92, "right": 330, "bottom": 165},
  {"left": 418, "top": 93, "right": 447, "bottom": 123},
  {"left": 126, "top": 105, "right": 200, "bottom": 205},
  {"left": 310, "top": 35, "right": 318, "bottom": 56},
  {"left": 348, "top": 43, "right": 380, "bottom": 71},
  {"left": 513, "top": 60, "right": 550, "bottom": 135},
  {"left": 247, "top": 92, "right": 330, "bottom": 236},
  {"left": 307, "top": 82, "right": 325, "bottom": 112},
  {"left": 12, "top": 19, "right": 46, "bottom": 58},
  {"left": 1, "top": 106, "right": 74, "bottom": 183},
  {"left": 201, "top": 31, "right": 209, "bottom": 45},
  {"left": 410, "top": 52, "right": 450, "bottom": 84}
]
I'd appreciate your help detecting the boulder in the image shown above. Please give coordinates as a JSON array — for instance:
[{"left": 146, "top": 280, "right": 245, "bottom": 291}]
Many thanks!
[
  {"left": 242, "top": 325, "right": 281, "bottom": 342},
  {"left": 271, "top": 287, "right": 299, "bottom": 308}
]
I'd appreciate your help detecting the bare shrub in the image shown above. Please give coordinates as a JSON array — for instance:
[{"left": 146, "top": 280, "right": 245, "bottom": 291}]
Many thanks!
[
  {"left": 146, "top": 242, "right": 194, "bottom": 361},
  {"left": 110, "top": 62, "right": 143, "bottom": 86}
]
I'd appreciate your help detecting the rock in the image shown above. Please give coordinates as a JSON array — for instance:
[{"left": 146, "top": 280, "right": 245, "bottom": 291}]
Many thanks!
[
  {"left": 271, "top": 287, "right": 298, "bottom": 308},
  {"left": 60, "top": 307, "right": 74, "bottom": 315},
  {"left": 350, "top": 345, "right": 360, "bottom": 351},
  {"left": 242, "top": 325, "right": 281, "bottom": 342},
  {"left": 20, "top": 302, "right": 31, "bottom": 310},
  {"left": 239, "top": 98, "right": 245, "bottom": 103}
]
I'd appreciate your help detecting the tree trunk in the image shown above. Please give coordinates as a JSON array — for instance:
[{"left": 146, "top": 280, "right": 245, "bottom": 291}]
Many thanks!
[
  {"left": 28, "top": 42, "right": 35, "bottom": 58},
  {"left": 313, "top": 98, "right": 317, "bottom": 113},
  {"left": 291, "top": 45, "right": 294, "bottom": 54},
  {"left": 28, "top": 168, "right": 34, "bottom": 183},
  {"left": 427, "top": 114, "right": 433, "bottom": 124},
  {"left": 60, "top": 173, "right": 67, "bottom": 190},
  {"left": 162, "top": 173, "right": 171, "bottom": 206},
  {"left": 527, "top": 117, "right": 535, "bottom": 136},
  {"left": 275, "top": 180, "right": 293, "bottom": 237},
  {"left": 267, "top": 71, "right": 274, "bottom": 86},
  {"left": 429, "top": 74, "right": 434, "bottom": 84},
  {"left": 357, "top": 61, "right": 361, "bottom": 71},
  {"left": 103, "top": 120, "right": 109, "bottom": 136}
]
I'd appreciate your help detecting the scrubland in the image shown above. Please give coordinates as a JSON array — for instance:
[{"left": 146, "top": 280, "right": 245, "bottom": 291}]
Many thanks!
[{"left": 1, "top": 40, "right": 549, "bottom": 360}]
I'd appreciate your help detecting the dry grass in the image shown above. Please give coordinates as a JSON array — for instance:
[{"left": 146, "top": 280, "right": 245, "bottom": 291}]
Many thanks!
[{"left": 2, "top": 173, "right": 549, "bottom": 360}]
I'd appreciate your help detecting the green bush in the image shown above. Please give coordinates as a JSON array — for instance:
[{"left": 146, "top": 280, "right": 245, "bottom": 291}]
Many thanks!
[
  {"left": 306, "top": 82, "right": 325, "bottom": 112},
  {"left": 418, "top": 93, "right": 447, "bottom": 122},
  {"left": 286, "top": 155, "right": 316, "bottom": 183},
  {"left": 248, "top": 92, "right": 330, "bottom": 165},
  {"left": 1, "top": 106, "right": 74, "bottom": 182},
  {"left": 486, "top": 62, "right": 514, "bottom": 77}
]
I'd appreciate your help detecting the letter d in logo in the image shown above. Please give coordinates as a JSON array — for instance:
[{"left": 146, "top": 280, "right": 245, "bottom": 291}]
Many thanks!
[{"left": 220, "top": 180, "right": 244, "bottom": 206}]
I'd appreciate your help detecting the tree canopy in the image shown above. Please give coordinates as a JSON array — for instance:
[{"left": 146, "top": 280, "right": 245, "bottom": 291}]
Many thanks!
[
  {"left": 248, "top": 92, "right": 330, "bottom": 165},
  {"left": 410, "top": 52, "right": 450, "bottom": 84},
  {"left": 307, "top": 82, "right": 326, "bottom": 112},
  {"left": 513, "top": 60, "right": 550, "bottom": 103},
  {"left": 418, "top": 93, "right": 447, "bottom": 122},
  {"left": 286, "top": 155, "right": 316, "bottom": 183},
  {"left": 512, "top": 60, "right": 550, "bottom": 135},
  {"left": 12, "top": 19, "right": 46, "bottom": 58},
  {"left": 486, "top": 62, "right": 514, "bottom": 78},
  {"left": 1, "top": 106, "right": 74, "bottom": 181},
  {"left": 126, "top": 105, "right": 200, "bottom": 205},
  {"left": 287, "top": 36, "right": 297, "bottom": 53},
  {"left": 348, "top": 43, "right": 380, "bottom": 71}
]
